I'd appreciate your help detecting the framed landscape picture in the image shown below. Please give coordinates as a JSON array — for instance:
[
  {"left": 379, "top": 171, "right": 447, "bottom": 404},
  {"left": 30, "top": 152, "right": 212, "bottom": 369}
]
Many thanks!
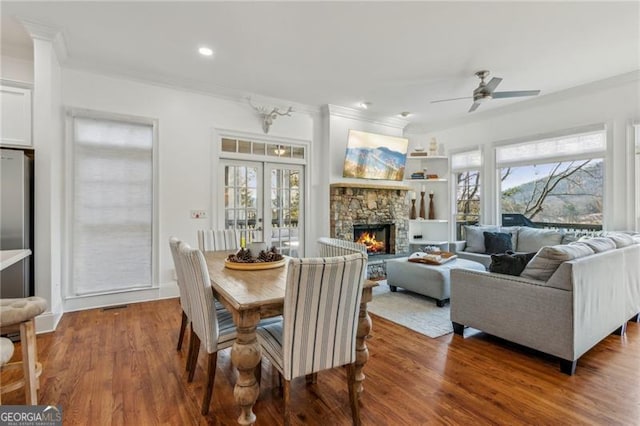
[{"left": 342, "top": 130, "right": 409, "bottom": 181}]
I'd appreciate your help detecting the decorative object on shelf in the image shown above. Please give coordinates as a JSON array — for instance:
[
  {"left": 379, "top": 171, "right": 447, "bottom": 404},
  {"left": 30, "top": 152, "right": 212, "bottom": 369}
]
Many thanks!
[
  {"left": 248, "top": 97, "right": 293, "bottom": 134},
  {"left": 410, "top": 171, "right": 425, "bottom": 179},
  {"left": 410, "top": 151, "right": 429, "bottom": 157},
  {"left": 429, "top": 137, "right": 438, "bottom": 156},
  {"left": 409, "top": 191, "right": 417, "bottom": 219},
  {"left": 426, "top": 174, "right": 439, "bottom": 179},
  {"left": 414, "top": 145, "right": 425, "bottom": 152},
  {"left": 428, "top": 191, "right": 435, "bottom": 220},
  {"left": 419, "top": 191, "right": 426, "bottom": 219}
]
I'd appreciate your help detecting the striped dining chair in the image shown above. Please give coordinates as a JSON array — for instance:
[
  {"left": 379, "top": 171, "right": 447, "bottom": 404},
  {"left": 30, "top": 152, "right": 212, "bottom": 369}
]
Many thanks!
[
  {"left": 169, "top": 237, "right": 192, "bottom": 354},
  {"left": 197, "top": 229, "right": 240, "bottom": 252},
  {"left": 256, "top": 252, "right": 368, "bottom": 426},
  {"left": 177, "top": 240, "right": 237, "bottom": 415}
]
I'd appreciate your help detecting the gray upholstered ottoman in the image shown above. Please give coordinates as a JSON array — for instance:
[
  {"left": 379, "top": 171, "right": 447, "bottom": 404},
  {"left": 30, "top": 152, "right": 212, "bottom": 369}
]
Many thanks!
[{"left": 385, "top": 257, "right": 485, "bottom": 307}]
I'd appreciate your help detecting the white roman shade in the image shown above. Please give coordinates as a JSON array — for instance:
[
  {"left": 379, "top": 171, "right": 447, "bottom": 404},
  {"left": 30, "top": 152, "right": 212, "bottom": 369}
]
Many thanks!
[
  {"left": 496, "top": 128, "right": 606, "bottom": 167},
  {"left": 70, "top": 115, "right": 155, "bottom": 295},
  {"left": 451, "top": 149, "right": 482, "bottom": 171}
]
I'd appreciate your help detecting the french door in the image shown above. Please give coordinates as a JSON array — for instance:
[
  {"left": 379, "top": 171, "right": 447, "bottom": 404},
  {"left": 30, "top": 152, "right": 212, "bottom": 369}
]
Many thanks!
[{"left": 222, "top": 161, "right": 304, "bottom": 256}]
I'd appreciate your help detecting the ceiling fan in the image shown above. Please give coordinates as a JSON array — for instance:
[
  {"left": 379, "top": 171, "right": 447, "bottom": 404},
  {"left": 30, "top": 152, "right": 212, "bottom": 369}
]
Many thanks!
[{"left": 432, "top": 70, "right": 541, "bottom": 112}]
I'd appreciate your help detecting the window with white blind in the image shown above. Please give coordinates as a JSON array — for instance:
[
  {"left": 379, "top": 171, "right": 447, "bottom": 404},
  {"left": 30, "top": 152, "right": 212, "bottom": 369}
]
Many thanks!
[
  {"left": 451, "top": 149, "right": 482, "bottom": 238},
  {"left": 68, "top": 112, "right": 157, "bottom": 296},
  {"left": 497, "top": 127, "right": 605, "bottom": 229},
  {"left": 635, "top": 125, "right": 640, "bottom": 230}
]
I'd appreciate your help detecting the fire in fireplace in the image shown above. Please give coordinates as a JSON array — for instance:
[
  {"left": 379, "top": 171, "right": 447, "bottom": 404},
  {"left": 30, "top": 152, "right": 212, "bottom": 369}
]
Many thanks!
[{"left": 353, "top": 224, "right": 392, "bottom": 255}]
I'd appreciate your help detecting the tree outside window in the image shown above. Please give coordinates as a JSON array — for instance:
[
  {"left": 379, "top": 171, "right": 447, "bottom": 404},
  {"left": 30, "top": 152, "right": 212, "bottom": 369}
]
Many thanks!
[{"left": 500, "top": 159, "right": 603, "bottom": 227}]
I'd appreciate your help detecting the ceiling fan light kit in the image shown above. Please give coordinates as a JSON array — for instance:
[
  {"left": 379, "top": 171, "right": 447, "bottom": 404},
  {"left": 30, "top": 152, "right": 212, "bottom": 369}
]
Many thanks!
[{"left": 433, "top": 70, "right": 541, "bottom": 112}]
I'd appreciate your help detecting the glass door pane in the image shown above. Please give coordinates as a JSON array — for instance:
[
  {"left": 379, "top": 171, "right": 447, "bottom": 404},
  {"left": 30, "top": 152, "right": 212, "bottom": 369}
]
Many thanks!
[
  {"left": 265, "top": 163, "right": 304, "bottom": 257},
  {"left": 223, "top": 161, "right": 263, "bottom": 243}
]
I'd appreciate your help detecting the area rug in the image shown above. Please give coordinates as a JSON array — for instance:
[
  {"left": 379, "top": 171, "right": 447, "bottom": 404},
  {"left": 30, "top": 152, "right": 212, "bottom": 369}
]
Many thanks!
[{"left": 368, "top": 281, "right": 453, "bottom": 338}]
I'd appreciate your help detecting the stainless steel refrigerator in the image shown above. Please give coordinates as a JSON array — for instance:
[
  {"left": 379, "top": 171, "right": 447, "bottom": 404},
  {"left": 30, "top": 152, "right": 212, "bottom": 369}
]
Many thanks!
[{"left": 1, "top": 148, "right": 34, "bottom": 298}]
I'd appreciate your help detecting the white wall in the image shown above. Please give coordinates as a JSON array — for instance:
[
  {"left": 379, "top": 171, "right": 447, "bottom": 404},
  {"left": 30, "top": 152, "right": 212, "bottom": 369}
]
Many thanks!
[
  {"left": 0, "top": 54, "right": 34, "bottom": 84},
  {"left": 406, "top": 72, "right": 640, "bottom": 232},
  {"left": 61, "top": 69, "right": 315, "bottom": 310}
]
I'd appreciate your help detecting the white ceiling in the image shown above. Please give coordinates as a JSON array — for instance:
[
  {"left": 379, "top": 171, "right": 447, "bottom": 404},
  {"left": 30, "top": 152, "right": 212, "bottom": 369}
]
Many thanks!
[{"left": 1, "top": 1, "right": 638, "bottom": 127}]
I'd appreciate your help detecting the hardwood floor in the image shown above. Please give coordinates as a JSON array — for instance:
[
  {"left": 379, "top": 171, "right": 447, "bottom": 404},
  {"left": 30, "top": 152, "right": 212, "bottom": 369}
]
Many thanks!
[{"left": 3, "top": 298, "right": 639, "bottom": 425}]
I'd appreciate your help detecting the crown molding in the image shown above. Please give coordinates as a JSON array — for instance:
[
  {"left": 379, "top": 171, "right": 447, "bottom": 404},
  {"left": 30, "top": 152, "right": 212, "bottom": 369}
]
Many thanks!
[
  {"left": 407, "top": 69, "right": 640, "bottom": 134},
  {"left": 61, "top": 61, "right": 321, "bottom": 116},
  {"left": 325, "top": 104, "right": 409, "bottom": 129},
  {"left": 19, "top": 18, "right": 68, "bottom": 63}
]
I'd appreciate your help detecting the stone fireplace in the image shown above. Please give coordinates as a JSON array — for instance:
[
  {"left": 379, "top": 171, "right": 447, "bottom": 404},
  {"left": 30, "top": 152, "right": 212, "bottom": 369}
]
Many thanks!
[
  {"left": 329, "top": 183, "right": 410, "bottom": 257},
  {"left": 353, "top": 223, "right": 394, "bottom": 255}
]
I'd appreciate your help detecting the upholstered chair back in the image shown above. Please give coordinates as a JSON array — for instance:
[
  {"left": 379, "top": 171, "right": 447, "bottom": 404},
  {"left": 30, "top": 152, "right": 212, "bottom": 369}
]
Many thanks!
[
  {"left": 317, "top": 237, "right": 367, "bottom": 257},
  {"left": 169, "top": 237, "right": 191, "bottom": 319},
  {"left": 197, "top": 229, "right": 240, "bottom": 252},
  {"left": 281, "top": 252, "right": 367, "bottom": 380},
  {"left": 178, "top": 241, "right": 219, "bottom": 354}
]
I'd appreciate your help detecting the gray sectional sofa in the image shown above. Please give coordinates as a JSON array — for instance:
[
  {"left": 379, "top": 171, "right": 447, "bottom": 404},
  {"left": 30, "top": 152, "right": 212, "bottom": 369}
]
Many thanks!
[
  {"left": 450, "top": 232, "right": 640, "bottom": 374},
  {"left": 450, "top": 225, "right": 578, "bottom": 269}
]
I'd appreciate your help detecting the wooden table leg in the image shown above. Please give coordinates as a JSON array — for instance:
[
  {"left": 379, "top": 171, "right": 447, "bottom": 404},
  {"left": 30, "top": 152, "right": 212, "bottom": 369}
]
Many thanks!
[
  {"left": 230, "top": 310, "right": 261, "bottom": 425},
  {"left": 355, "top": 286, "right": 373, "bottom": 396}
]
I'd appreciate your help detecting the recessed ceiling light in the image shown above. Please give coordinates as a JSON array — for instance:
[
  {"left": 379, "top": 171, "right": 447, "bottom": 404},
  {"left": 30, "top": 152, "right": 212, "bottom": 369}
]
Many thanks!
[
  {"left": 198, "top": 46, "right": 213, "bottom": 57},
  {"left": 400, "top": 111, "right": 411, "bottom": 117},
  {"left": 359, "top": 101, "right": 372, "bottom": 110}
]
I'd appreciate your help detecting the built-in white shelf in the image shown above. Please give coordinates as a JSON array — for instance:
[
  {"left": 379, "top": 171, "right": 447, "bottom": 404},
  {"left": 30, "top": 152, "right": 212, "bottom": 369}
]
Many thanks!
[
  {"left": 406, "top": 155, "right": 447, "bottom": 160},
  {"left": 409, "top": 239, "right": 449, "bottom": 246},
  {"left": 404, "top": 178, "right": 448, "bottom": 182}
]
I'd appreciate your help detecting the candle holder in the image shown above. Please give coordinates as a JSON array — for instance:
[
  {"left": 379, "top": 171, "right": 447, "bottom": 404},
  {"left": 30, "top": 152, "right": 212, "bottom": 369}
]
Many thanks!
[
  {"left": 419, "top": 191, "right": 426, "bottom": 219},
  {"left": 410, "top": 199, "right": 417, "bottom": 219},
  {"left": 428, "top": 193, "right": 435, "bottom": 220}
]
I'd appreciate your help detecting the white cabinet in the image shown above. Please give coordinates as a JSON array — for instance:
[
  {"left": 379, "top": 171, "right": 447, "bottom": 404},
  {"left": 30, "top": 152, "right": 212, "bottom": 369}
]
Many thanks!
[
  {"left": 404, "top": 156, "right": 450, "bottom": 249},
  {"left": 1, "top": 85, "right": 32, "bottom": 147}
]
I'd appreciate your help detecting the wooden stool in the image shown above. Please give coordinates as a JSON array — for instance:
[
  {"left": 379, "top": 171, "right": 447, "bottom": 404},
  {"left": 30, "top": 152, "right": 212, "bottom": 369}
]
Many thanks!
[{"left": 0, "top": 297, "right": 47, "bottom": 405}]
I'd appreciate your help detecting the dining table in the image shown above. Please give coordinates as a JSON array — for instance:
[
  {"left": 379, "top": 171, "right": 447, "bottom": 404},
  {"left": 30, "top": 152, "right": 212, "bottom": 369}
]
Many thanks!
[{"left": 204, "top": 250, "right": 377, "bottom": 425}]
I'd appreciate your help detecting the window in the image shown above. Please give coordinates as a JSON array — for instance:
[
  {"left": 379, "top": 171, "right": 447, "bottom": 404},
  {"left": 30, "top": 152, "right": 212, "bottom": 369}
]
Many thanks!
[
  {"left": 68, "top": 112, "right": 156, "bottom": 296},
  {"left": 496, "top": 128, "right": 605, "bottom": 230},
  {"left": 635, "top": 124, "right": 640, "bottom": 230},
  {"left": 451, "top": 149, "right": 482, "bottom": 239}
]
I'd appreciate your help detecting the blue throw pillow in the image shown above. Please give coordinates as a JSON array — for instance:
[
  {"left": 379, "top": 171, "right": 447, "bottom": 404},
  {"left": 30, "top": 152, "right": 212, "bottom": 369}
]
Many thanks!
[{"left": 483, "top": 231, "right": 513, "bottom": 254}]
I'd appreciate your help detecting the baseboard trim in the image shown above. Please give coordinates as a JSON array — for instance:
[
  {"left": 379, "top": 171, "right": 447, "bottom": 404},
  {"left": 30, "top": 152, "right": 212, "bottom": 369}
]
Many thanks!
[
  {"left": 35, "top": 311, "right": 63, "bottom": 334},
  {"left": 63, "top": 282, "right": 180, "bottom": 313}
]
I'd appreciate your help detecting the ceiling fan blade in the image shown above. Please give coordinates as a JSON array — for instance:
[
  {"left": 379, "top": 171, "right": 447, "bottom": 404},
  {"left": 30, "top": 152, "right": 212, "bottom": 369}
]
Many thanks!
[
  {"left": 485, "top": 77, "right": 503, "bottom": 93},
  {"left": 492, "top": 90, "right": 541, "bottom": 99},
  {"left": 431, "top": 96, "right": 472, "bottom": 104},
  {"left": 469, "top": 102, "right": 480, "bottom": 112}
]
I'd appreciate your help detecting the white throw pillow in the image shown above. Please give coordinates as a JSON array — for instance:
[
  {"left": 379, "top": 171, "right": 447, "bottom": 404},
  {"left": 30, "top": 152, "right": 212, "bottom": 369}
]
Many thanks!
[
  {"left": 578, "top": 237, "right": 617, "bottom": 253},
  {"left": 605, "top": 233, "right": 635, "bottom": 248},
  {"left": 520, "top": 244, "right": 595, "bottom": 281},
  {"left": 463, "top": 225, "right": 499, "bottom": 253},
  {"left": 516, "top": 227, "right": 563, "bottom": 253}
]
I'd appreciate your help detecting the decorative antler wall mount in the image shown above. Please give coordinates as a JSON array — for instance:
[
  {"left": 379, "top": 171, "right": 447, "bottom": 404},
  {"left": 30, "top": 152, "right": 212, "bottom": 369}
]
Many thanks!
[{"left": 248, "top": 98, "right": 293, "bottom": 134}]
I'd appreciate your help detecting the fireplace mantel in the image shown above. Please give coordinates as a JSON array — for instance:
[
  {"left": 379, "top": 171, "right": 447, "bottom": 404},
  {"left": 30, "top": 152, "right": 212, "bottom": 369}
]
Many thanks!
[{"left": 330, "top": 182, "right": 411, "bottom": 191}]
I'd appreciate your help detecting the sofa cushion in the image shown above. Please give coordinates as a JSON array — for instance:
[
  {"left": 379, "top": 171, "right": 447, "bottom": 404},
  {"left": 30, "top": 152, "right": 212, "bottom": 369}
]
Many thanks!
[
  {"left": 464, "top": 225, "right": 499, "bottom": 253},
  {"left": 520, "top": 244, "right": 595, "bottom": 281},
  {"left": 561, "top": 233, "right": 579, "bottom": 244},
  {"left": 489, "top": 251, "right": 536, "bottom": 276},
  {"left": 605, "top": 232, "right": 636, "bottom": 248},
  {"left": 516, "top": 227, "right": 563, "bottom": 253},
  {"left": 484, "top": 232, "right": 513, "bottom": 254},
  {"left": 578, "top": 237, "right": 617, "bottom": 253}
]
